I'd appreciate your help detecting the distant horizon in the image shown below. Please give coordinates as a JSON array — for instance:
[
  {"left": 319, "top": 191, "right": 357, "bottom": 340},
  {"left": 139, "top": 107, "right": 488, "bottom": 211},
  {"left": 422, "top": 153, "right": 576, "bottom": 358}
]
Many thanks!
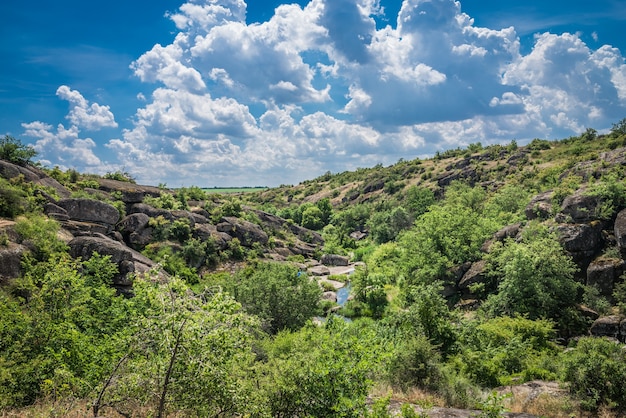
[{"left": 2, "top": 0, "right": 625, "bottom": 187}]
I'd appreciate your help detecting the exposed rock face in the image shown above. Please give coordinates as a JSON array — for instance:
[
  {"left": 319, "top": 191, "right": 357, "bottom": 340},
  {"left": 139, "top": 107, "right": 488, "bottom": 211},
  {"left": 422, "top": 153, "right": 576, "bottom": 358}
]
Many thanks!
[
  {"left": 557, "top": 222, "right": 603, "bottom": 268},
  {"left": 117, "top": 213, "right": 153, "bottom": 249},
  {"left": 481, "top": 223, "right": 521, "bottom": 253},
  {"left": 559, "top": 190, "right": 601, "bottom": 223},
  {"left": 437, "top": 167, "right": 478, "bottom": 188},
  {"left": 362, "top": 180, "right": 384, "bottom": 194},
  {"left": 252, "top": 209, "right": 323, "bottom": 245},
  {"left": 217, "top": 216, "right": 269, "bottom": 247},
  {"left": 587, "top": 257, "right": 625, "bottom": 298},
  {"left": 68, "top": 235, "right": 163, "bottom": 293},
  {"left": 321, "top": 254, "right": 349, "bottom": 266},
  {"left": 57, "top": 198, "right": 120, "bottom": 227},
  {"left": 96, "top": 178, "right": 162, "bottom": 204},
  {"left": 614, "top": 208, "right": 626, "bottom": 253},
  {"left": 322, "top": 291, "right": 337, "bottom": 302},
  {"left": 0, "top": 160, "right": 70, "bottom": 198},
  {"left": 129, "top": 203, "right": 174, "bottom": 221},
  {"left": 525, "top": 191, "right": 553, "bottom": 220},
  {"left": 44, "top": 202, "right": 69, "bottom": 222},
  {"left": 590, "top": 315, "right": 625, "bottom": 340},
  {"left": 308, "top": 265, "right": 331, "bottom": 276},
  {"left": 193, "top": 223, "right": 232, "bottom": 250},
  {"left": 0, "top": 243, "right": 27, "bottom": 284},
  {"left": 458, "top": 260, "right": 488, "bottom": 296}
]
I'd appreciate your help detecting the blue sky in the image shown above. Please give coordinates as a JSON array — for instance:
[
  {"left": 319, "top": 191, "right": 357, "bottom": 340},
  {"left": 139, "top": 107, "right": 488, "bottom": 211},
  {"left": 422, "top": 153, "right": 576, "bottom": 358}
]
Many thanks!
[{"left": 2, "top": 0, "right": 626, "bottom": 187}]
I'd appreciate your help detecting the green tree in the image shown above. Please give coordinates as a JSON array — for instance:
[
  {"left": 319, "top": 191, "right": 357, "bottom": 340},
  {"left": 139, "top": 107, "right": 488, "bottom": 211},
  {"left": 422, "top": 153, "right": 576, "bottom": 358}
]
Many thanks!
[
  {"left": 482, "top": 224, "right": 583, "bottom": 334},
  {"left": 230, "top": 262, "right": 322, "bottom": 334},
  {"left": 301, "top": 205, "right": 325, "bottom": 230},
  {"left": 316, "top": 197, "right": 333, "bottom": 225},
  {"left": 0, "top": 135, "right": 37, "bottom": 165},
  {"left": 97, "top": 276, "right": 259, "bottom": 417},
  {"left": 0, "top": 254, "right": 130, "bottom": 409},
  {"left": 367, "top": 206, "right": 413, "bottom": 244},
  {"left": 404, "top": 185, "right": 435, "bottom": 218}
]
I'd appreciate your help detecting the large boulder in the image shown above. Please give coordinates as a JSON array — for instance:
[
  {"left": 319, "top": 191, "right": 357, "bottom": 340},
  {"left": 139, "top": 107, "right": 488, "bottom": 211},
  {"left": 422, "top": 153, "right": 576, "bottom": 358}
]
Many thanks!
[
  {"left": 0, "top": 242, "right": 27, "bottom": 284},
  {"left": 614, "top": 208, "right": 626, "bottom": 253},
  {"left": 216, "top": 217, "right": 268, "bottom": 247},
  {"left": 117, "top": 213, "right": 153, "bottom": 249},
  {"left": 321, "top": 254, "right": 349, "bottom": 266},
  {"left": 193, "top": 223, "right": 231, "bottom": 250},
  {"left": 252, "top": 209, "right": 324, "bottom": 245},
  {"left": 129, "top": 203, "right": 174, "bottom": 220},
  {"left": 0, "top": 160, "right": 70, "bottom": 198},
  {"left": 590, "top": 315, "right": 624, "bottom": 340},
  {"left": 481, "top": 223, "right": 521, "bottom": 253},
  {"left": 43, "top": 202, "right": 69, "bottom": 222},
  {"left": 557, "top": 222, "right": 603, "bottom": 266},
  {"left": 559, "top": 189, "right": 602, "bottom": 223},
  {"left": 525, "top": 191, "right": 553, "bottom": 220},
  {"left": 96, "top": 178, "right": 162, "bottom": 204},
  {"left": 57, "top": 198, "right": 120, "bottom": 226},
  {"left": 587, "top": 257, "right": 625, "bottom": 298},
  {"left": 68, "top": 236, "right": 163, "bottom": 293},
  {"left": 458, "top": 260, "right": 488, "bottom": 296}
]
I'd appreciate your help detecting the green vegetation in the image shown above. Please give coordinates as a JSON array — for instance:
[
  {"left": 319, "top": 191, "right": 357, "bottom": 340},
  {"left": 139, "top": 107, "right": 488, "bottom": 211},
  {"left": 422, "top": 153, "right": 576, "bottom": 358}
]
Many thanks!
[
  {"left": 4, "top": 120, "right": 626, "bottom": 415},
  {"left": 0, "top": 135, "right": 37, "bottom": 166}
]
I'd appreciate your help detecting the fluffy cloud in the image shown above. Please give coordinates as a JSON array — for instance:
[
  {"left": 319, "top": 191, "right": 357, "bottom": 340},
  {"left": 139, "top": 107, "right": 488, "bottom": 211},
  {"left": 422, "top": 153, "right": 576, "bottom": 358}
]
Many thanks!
[
  {"left": 24, "top": 0, "right": 626, "bottom": 186},
  {"left": 22, "top": 121, "right": 106, "bottom": 170},
  {"left": 56, "top": 85, "right": 118, "bottom": 131}
]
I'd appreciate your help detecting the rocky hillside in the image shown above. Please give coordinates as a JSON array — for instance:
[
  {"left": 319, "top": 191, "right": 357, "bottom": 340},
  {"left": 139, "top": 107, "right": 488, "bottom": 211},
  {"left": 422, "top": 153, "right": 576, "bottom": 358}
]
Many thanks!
[{"left": 0, "top": 158, "right": 325, "bottom": 295}]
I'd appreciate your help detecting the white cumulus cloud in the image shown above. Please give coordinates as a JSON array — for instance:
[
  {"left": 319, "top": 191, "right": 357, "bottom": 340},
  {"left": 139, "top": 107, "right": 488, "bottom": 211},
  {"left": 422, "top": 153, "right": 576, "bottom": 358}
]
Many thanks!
[
  {"left": 23, "top": 0, "right": 626, "bottom": 186},
  {"left": 56, "top": 85, "right": 118, "bottom": 131}
]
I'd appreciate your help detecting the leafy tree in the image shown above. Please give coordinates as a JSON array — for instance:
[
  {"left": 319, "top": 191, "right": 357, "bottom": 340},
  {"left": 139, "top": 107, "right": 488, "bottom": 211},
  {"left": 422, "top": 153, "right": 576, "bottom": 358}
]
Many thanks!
[
  {"left": 97, "top": 276, "right": 259, "bottom": 417},
  {"left": 350, "top": 270, "right": 389, "bottom": 319},
  {"left": 367, "top": 206, "right": 412, "bottom": 244},
  {"left": 386, "top": 334, "right": 444, "bottom": 392},
  {"left": 454, "top": 316, "right": 558, "bottom": 387},
  {"left": 301, "top": 205, "right": 325, "bottom": 230},
  {"left": 398, "top": 188, "right": 498, "bottom": 285},
  {"left": 610, "top": 118, "right": 626, "bottom": 137},
  {"left": 404, "top": 185, "right": 435, "bottom": 218},
  {"left": 482, "top": 224, "right": 583, "bottom": 334},
  {"left": 0, "top": 135, "right": 37, "bottom": 165},
  {"left": 316, "top": 197, "right": 333, "bottom": 225},
  {"left": 229, "top": 262, "right": 322, "bottom": 334},
  {"left": 0, "top": 254, "right": 130, "bottom": 408}
]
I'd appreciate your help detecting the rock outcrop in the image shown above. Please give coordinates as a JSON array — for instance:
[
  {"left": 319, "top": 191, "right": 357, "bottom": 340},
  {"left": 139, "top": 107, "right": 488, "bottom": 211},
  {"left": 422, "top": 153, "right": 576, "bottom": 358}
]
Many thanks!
[{"left": 68, "top": 235, "right": 164, "bottom": 294}]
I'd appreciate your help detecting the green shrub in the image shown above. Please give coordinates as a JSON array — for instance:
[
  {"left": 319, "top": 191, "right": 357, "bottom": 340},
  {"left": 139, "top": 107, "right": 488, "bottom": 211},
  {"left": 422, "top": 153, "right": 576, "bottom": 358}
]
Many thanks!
[
  {"left": 562, "top": 337, "right": 626, "bottom": 411},
  {"left": 229, "top": 262, "right": 322, "bottom": 334},
  {"left": 0, "top": 178, "right": 29, "bottom": 218},
  {"left": 14, "top": 214, "right": 67, "bottom": 260},
  {"left": 386, "top": 335, "right": 444, "bottom": 392}
]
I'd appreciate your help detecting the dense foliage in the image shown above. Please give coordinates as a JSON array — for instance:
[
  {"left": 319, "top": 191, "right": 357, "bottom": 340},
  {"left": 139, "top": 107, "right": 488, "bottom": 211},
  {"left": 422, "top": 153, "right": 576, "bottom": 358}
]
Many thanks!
[{"left": 4, "top": 120, "right": 626, "bottom": 415}]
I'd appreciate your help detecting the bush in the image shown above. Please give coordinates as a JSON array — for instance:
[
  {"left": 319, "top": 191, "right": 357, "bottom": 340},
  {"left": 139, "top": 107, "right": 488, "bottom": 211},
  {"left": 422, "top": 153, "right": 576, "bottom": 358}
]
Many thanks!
[
  {"left": 562, "top": 337, "right": 626, "bottom": 411},
  {"left": 0, "top": 178, "right": 29, "bottom": 218},
  {"left": 230, "top": 262, "right": 321, "bottom": 334},
  {"left": 386, "top": 335, "right": 444, "bottom": 392}
]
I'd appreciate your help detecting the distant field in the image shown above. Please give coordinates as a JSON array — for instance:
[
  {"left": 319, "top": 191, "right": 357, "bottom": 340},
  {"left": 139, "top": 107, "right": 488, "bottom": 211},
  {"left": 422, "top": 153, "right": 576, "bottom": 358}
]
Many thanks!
[{"left": 202, "top": 187, "right": 268, "bottom": 194}]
